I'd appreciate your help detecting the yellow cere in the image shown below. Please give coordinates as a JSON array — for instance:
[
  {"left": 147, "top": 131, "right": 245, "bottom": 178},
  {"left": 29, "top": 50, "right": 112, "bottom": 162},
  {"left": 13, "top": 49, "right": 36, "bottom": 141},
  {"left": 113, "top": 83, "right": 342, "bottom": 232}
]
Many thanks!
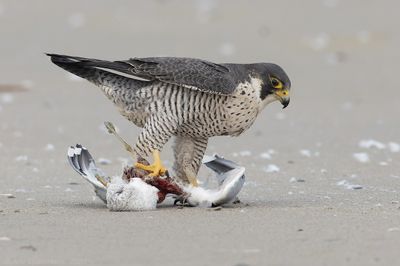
[{"left": 275, "top": 89, "right": 289, "bottom": 98}]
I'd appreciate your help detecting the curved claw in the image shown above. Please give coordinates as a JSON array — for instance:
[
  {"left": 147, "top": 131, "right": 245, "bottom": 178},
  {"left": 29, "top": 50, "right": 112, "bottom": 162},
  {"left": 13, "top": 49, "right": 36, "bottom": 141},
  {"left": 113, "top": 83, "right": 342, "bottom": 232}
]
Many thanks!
[{"left": 135, "top": 150, "right": 167, "bottom": 177}]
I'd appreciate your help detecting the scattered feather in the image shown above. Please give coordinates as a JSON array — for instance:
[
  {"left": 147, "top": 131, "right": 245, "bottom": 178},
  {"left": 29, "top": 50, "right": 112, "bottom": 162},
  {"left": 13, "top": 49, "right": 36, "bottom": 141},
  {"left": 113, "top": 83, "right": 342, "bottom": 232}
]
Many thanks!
[
  {"left": 289, "top": 177, "right": 296, "bottom": 183},
  {"left": 337, "top": 180, "right": 363, "bottom": 190},
  {"left": 0, "top": 237, "right": 11, "bottom": 241},
  {"left": 98, "top": 158, "right": 112, "bottom": 165},
  {"left": 388, "top": 142, "right": 400, "bottom": 153},
  {"left": 0, "top": 193, "right": 14, "bottom": 197},
  {"left": 239, "top": 150, "right": 251, "bottom": 157},
  {"left": 353, "top": 153, "right": 370, "bottom": 163},
  {"left": 289, "top": 177, "right": 305, "bottom": 183},
  {"left": 15, "top": 155, "right": 28, "bottom": 162},
  {"left": 263, "top": 164, "right": 280, "bottom": 173},
  {"left": 359, "top": 139, "right": 386, "bottom": 149},
  {"left": 45, "top": 143, "right": 55, "bottom": 151},
  {"left": 259, "top": 152, "right": 271, "bottom": 159},
  {"left": 300, "top": 149, "right": 312, "bottom": 157}
]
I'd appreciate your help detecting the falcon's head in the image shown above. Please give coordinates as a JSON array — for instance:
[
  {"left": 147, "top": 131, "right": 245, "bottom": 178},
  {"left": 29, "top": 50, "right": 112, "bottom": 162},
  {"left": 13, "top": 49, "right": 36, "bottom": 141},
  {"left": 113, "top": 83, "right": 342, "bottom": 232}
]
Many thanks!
[{"left": 253, "top": 63, "right": 291, "bottom": 109}]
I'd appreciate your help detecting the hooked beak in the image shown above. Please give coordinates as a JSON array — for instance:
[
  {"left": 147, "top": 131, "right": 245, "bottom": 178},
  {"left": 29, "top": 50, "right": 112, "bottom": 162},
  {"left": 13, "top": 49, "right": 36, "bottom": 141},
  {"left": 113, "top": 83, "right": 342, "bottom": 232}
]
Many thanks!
[{"left": 274, "top": 89, "right": 290, "bottom": 109}]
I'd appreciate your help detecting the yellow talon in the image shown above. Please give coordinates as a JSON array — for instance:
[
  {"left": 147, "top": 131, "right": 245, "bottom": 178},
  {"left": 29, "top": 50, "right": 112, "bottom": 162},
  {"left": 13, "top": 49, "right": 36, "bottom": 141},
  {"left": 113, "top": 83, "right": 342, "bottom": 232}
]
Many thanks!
[{"left": 135, "top": 150, "right": 167, "bottom": 177}]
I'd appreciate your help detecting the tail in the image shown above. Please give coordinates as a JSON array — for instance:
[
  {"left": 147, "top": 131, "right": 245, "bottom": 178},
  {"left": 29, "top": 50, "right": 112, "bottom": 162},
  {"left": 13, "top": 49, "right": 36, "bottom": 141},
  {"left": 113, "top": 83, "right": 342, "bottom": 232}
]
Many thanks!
[{"left": 46, "top": 53, "right": 148, "bottom": 91}]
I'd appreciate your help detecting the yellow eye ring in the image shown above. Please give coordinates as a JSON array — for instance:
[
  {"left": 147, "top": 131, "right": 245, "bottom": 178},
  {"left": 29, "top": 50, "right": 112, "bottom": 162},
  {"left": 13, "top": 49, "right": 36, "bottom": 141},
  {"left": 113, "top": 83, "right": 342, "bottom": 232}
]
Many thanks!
[{"left": 270, "top": 77, "right": 283, "bottom": 89}]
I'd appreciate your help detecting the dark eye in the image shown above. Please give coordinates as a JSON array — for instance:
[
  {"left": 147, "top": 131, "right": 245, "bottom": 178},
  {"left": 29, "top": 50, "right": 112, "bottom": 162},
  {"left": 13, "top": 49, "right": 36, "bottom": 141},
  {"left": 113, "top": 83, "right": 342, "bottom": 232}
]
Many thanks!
[{"left": 270, "top": 77, "right": 283, "bottom": 89}]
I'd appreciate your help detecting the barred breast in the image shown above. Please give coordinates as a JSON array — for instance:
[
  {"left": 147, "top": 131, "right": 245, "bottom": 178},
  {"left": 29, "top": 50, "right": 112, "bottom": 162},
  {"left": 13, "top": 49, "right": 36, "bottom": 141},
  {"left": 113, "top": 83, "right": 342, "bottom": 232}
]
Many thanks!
[{"left": 110, "top": 81, "right": 261, "bottom": 138}]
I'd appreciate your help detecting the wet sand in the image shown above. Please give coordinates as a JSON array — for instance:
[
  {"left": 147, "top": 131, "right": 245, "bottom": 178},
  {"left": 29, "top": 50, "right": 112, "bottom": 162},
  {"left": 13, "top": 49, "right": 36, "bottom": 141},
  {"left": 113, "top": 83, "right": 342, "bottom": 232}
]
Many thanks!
[{"left": 0, "top": 1, "right": 399, "bottom": 265}]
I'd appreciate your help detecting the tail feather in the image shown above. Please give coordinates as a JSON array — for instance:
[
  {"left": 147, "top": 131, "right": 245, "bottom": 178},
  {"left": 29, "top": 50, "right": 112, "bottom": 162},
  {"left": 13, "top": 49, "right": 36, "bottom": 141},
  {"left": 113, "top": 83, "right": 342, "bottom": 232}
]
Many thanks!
[{"left": 46, "top": 53, "right": 149, "bottom": 90}]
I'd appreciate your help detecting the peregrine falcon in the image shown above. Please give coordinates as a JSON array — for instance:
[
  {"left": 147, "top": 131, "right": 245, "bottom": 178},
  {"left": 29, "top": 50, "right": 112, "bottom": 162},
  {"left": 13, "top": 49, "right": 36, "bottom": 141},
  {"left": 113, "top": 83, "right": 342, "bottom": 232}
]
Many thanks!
[{"left": 47, "top": 54, "right": 291, "bottom": 186}]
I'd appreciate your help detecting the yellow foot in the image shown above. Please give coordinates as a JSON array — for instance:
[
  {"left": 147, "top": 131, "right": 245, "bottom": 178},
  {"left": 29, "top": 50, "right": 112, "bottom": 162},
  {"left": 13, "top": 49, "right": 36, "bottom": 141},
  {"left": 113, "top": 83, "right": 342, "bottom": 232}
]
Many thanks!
[
  {"left": 135, "top": 150, "right": 167, "bottom": 177},
  {"left": 187, "top": 176, "right": 199, "bottom": 187}
]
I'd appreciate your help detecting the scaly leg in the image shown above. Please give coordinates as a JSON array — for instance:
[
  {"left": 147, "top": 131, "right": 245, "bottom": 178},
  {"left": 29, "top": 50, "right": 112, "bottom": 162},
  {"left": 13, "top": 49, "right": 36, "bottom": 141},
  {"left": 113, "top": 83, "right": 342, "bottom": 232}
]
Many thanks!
[
  {"left": 104, "top": 121, "right": 137, "bottom": 162},
  {"left": 135, "top": 150, "right": 167, "bottom": 177},
  {"left": 172, "top": 136, "right": 208, "bottom": 187}
]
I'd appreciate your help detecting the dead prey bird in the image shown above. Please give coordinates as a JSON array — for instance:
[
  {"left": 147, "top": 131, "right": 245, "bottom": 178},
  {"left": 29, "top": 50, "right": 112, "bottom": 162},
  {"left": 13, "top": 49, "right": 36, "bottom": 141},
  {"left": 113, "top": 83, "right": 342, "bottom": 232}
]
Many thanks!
[
  {"left": 67, "top": 144, "right": 245, "bottom": 209},
  {"left": 48, "top": 54, "right": 291, "bottom": 186}
]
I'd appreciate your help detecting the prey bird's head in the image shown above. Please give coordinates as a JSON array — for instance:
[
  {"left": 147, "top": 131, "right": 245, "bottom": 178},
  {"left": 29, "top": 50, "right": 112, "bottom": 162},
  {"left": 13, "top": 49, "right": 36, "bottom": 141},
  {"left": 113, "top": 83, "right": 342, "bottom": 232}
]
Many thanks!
[{"left": 251, "top": 63, "right": 291, "bottom": 109}]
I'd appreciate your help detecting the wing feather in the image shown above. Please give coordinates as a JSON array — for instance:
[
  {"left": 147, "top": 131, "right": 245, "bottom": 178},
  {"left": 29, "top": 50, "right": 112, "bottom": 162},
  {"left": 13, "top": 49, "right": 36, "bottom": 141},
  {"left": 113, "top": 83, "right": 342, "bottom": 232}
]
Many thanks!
[
  {"left": 47, "top": 54, "right": 238, "bottom": 95},
  {"left": 117, "top": 57, "right": 237, "bottom": 95}
]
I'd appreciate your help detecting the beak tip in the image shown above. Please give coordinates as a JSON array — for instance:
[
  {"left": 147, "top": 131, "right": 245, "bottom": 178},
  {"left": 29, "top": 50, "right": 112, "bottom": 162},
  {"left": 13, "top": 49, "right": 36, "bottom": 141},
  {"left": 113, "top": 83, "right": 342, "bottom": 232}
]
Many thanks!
[{"left": 281, "top": 99, "right": 290, "bottom": 109}]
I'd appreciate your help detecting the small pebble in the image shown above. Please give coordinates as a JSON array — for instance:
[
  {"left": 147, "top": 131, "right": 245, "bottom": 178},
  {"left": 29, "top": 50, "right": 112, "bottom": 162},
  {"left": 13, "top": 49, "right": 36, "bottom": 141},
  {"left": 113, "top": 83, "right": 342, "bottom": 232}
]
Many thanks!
[
  {"left": 289, "top": 177, "right": 305, "bottom": 183},
  {"left": 20, "top": 245, "right": 37, "bottom": 252}
]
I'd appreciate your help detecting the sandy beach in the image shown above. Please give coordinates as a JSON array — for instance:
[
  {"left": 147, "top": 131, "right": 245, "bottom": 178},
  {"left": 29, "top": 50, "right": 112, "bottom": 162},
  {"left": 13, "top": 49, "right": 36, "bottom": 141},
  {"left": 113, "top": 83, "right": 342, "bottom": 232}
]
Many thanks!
[{"left": 1, "top": 1, "right": 399, "bottom": 265}]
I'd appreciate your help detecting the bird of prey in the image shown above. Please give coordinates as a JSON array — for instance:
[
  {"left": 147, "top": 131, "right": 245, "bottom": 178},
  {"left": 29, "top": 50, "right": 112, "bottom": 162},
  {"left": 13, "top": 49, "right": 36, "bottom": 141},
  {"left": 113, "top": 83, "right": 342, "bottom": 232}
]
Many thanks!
[{"left": 47, "top": 54, "right": 291, "bottom": 187}]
